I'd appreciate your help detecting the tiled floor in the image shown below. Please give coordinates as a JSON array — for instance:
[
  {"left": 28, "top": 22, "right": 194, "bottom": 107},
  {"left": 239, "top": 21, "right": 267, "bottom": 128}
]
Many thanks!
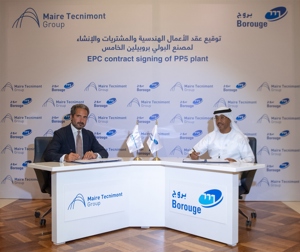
[{"left": 0, "top": 198, "right": 299, "bottom": 213}]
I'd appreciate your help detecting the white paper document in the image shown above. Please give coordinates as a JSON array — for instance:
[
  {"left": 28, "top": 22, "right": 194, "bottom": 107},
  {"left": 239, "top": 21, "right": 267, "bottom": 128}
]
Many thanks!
[
  {"left": 182, "top": 158, "right": 230, "bottom": 164},
  {"left": 72, "top": 157, "right": 123, "bottom": 164}
]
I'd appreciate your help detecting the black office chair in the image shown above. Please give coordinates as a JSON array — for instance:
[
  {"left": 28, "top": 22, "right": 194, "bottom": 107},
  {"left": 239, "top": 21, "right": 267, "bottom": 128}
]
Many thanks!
[
  {"left": 239, "top": 137, "right": 257, "bottom": 227},
  {"left": 33, "top": 136, "right": 52, "bottom": 226}
]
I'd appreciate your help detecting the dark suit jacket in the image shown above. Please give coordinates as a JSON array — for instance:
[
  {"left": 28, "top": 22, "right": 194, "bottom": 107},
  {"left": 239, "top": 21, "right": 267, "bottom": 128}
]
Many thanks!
[{"left": 44, "top": 124, "right": 108, "bottom": 162}]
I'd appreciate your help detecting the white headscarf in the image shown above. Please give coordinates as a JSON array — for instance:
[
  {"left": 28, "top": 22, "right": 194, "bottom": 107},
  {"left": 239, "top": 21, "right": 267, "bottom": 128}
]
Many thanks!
[{"left": 213, "top": 107, "right": 248, "bottom": 140}]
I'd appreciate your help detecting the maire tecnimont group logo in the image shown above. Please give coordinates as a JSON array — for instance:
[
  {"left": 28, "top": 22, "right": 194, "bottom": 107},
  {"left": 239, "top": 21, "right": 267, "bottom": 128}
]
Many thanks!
[{"left": 12, "top": 7, "right": 106, "bottom": 29}]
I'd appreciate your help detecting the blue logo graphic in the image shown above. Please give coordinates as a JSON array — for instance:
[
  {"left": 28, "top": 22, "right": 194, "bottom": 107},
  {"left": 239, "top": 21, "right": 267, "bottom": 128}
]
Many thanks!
[
  {"left": 127, "top": 98, "right": 140, "bottom": 107},
  {"left": 279, "top": 98, "right": 289, "bottom": 105},
  {"left": 12, "top": 7, "right": 40, "bottom": 28},
  {"left": 68, "top": 193, "right": 86, "bottom": 210},
  {"left": 64, "top": 114, "right": 71, "bottom": 120},
  {"left": 236, "top": 82, "right": 246, "bottom": 89},
  {"left": 149, "top": 134, "right": 159, "bottom": 145},
  {"left": 149, "top": 114, "right": 159, "bottom": 121},
  {"left": 265, "top": 7, "right": 288, "bottom": 22},
  {"left": 22, "top": 129, "right": 32, "bottom": 136},
  {"left": 193, "top": 98, "right": 203, "bottom": 105},
  {"left": 1, "top": 113, "right": 13, "bottom": 123},
  {"left": 279, "top": 130, "right": 289, "bottom": 137},
  {"left": 64, "top": 82, "right": 74, "bottom": 89},
  {"left": 22, "top": 160, "right": 32, "bottom": 167},
  {"left": 42, "top": 98, "right": 55, "bottom": 107},
  {"left": 279, "top": 162, "right": 289, "bottom": 169},
  {"left": 22, "top": 98, "right": 32, "bottom": 105},
  {"left": 1, "top": 82, "right": 13, "bottom": 91},
  {"left": 84, "top": 82, "right": 97, "bottom": 91},
  {"left": 192, "top": 130, "right": 202, "bottom": 137},
  {"left": 236, "top": 114, "right": 246, "bottom": 121},
  {"left": 107, "top": 98, "right": 117, "bottom": 105},
  {"left": 106, "top": 129, "right": 117, "bottom": 136},
  {"left": 149, "top": 82, "right": 159, "bottom": 89},
  {"left": 199, "top": 189, "right": 223, "bottom": 208}
]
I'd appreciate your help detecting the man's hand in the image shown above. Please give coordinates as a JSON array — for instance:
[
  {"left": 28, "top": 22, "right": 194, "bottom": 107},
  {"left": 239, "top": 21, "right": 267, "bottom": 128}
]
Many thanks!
[
  {"left": 225, "top": 158, "right": 236, "bottom": 162},
  {"left": 82, "top": 151, "right": 97, "bottom": 160},
  {"left": 190, "top": 150, "right": 200, "bottom": 160},
  {"left": 64, "top": 152, "right": 80, "bottom": 162}
]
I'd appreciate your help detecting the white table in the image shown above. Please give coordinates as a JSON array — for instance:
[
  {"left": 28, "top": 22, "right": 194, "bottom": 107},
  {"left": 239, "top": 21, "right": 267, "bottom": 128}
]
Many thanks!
[{"left": 28, "top": 157, "right": 265, "bottom": 246}]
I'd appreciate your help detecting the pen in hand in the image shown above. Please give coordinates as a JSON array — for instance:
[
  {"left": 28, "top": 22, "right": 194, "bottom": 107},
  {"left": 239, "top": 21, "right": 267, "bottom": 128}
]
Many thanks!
[{"left": 190, "top": 148, "right": 200, "bottom": 160}]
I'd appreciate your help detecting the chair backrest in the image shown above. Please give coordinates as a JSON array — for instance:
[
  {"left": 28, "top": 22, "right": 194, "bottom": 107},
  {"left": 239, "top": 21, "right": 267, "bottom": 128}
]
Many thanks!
[
  {"left": 248, "top": 137, "right": 257, "bottom": 163},
  {"left": 239, "top": 137, "right": 257, "bottom": 196},
  {"left": 34, "top": 137, "right": 52, "bottom": 194}
]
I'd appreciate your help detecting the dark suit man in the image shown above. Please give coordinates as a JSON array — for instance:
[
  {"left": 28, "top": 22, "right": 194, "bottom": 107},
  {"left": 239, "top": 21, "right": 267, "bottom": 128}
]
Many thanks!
[{"left": 44, "top": 104, "right": 108, "bottom": 162}]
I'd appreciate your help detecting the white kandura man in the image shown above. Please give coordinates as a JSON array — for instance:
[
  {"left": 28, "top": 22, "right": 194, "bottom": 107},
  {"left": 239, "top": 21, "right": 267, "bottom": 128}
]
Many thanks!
[{"left": 189, "top": 106, "right": 254, "bottom": 163}]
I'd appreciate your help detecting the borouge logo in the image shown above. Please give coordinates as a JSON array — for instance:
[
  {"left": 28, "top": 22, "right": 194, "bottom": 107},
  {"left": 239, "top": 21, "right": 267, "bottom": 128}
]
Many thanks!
[
  {"left": 106, "top": 98, "right": 117, "bottom": 105},
  {"left": 279, "top": 130, "right": 289, "bottom": 137},
  {"left": 279, "top": 162, "right": 289, "bottom": 169},
  {"left": 236, "top": 82, "right": 246, "bottom": 89},
  {"left": 279, "top": 98, "right": 289, "bottom": 105},
  {"left": 64, "top": 82, "right": 74, "bottom": 89},
  {"left": 68, "top": 193, "right": 86, "bottom": 210},
  {"left": 265, "top": 7, "right": 288, "bottom": 22},
  {"left": 12, "top": 7, "right": 40, "bottom": 28},
  {"left": 149, "top": 82, "right": 159, "bottom": 89},
  {"left": 199, "top": 189, "right": 223, "bottom": 208},
  {"left": 192, "top": 130, "right": 202, "bottom": 137},
  {"left": 22, "top": 129, "right": 32, "bottom": 136},
  {"left": 106, "top": 129, "right": 117, "bottom": 137},
  {"left": 193, "top": 98, "right": 203, "bottom": 105},
  {"left": 149, "top": 114, "right": 159, "bottom": 121},
  {"left": 236, "top": 114, "right": 246, "bottom": 121}
]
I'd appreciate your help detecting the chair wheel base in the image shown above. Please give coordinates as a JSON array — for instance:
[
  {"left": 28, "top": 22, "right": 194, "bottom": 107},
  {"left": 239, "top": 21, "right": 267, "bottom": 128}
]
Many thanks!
[
  {"left": 34, "top": 211, "right": 40, "bottom": 218},
  {"left": 40, "top": 218, "right": 46, "bottom": 226}
]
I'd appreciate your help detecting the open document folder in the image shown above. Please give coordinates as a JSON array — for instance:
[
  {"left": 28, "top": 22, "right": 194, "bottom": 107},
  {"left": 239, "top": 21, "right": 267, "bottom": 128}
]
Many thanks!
[
  {"left": 72, "top": 157, "right": 122, "bottom": 164},
  {"left": 182, "top": 158, "right": 229, "bottom": 164}
]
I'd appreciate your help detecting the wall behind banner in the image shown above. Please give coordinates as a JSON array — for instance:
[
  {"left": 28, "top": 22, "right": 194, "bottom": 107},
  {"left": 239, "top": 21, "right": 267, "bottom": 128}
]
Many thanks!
[{"left": 0, "top": 0, "right": 299, "bottom": 200}]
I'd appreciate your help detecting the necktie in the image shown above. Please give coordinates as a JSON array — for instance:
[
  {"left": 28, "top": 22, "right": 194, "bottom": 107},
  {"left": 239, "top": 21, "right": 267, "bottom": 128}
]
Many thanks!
[{"left": 76, "top": 130, "right": 83, "bottom": 158}]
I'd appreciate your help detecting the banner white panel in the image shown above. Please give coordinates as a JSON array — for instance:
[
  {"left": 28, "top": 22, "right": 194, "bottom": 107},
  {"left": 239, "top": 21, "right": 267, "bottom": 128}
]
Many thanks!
[{"left": 0, "top": 0, "right": 299, "bottom": 200}]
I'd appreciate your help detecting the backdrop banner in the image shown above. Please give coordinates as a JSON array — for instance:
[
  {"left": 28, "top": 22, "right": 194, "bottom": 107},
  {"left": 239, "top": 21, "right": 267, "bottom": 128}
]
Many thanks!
[{"left": 0, "top": 0, "right": 299, "bottom": 200}]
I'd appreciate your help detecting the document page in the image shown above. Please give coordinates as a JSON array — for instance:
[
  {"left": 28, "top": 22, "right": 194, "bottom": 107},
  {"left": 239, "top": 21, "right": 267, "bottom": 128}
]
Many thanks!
[
  {"left": 182, "top": 158, "right": 229, "bottom": 164},
  {"left": 72, "top": 157, "right": 123, "bottom": 164}
]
